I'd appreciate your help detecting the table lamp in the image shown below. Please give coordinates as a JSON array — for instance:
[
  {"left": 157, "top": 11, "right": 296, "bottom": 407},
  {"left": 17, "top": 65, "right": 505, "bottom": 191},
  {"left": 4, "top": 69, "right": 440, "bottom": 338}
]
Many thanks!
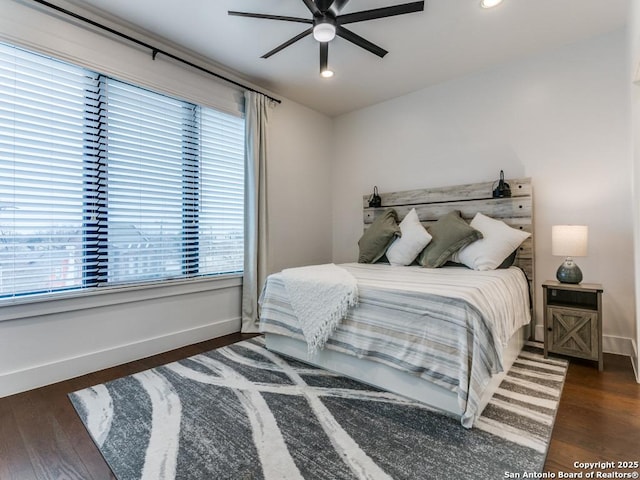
[{"left": 552, "top": 225, "right": 588, "bottom": 284}]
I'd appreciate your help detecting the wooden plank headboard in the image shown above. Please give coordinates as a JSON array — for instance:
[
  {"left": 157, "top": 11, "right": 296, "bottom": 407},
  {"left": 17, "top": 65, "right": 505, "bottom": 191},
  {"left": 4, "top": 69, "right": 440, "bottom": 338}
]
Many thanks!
[{"left": 362, "top": 178, "right": 535, "bottom": 312}]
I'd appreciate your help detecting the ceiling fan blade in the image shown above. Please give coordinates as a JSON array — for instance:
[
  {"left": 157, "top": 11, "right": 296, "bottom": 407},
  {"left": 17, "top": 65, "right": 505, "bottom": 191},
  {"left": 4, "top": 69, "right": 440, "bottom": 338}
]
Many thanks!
[
  {"left": 261, "top": 28, "right": 313, "bottom": 58},
  {"left": 329, "top": 0, "right": 351, "bottom": 15},
  {"left": 320, "top": 42, "right": 329, "bottom": 72},
  {"left": 301, "top": 0, "right": 320, "bottom": 15},
  {"left": 228, "top": 11, "right": 312, "bottom": 24},
  {"left": 336, "top": 26, "right": 387, "bottom": 58},
  {"left": 337, "top": 1, "right": 424, "bottom": 25}
]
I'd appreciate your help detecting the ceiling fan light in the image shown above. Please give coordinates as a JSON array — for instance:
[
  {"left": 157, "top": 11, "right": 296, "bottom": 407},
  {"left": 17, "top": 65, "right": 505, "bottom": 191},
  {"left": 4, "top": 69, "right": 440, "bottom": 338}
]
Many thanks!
[
  {"left": 320, "top": 69, "right": 334, "bottom": 78},
  {"left": 480, "top": 0, "right": 504, "bottom": 8},
  {"left": 313, "top": 23, "right": 336, "bottom": 42}
]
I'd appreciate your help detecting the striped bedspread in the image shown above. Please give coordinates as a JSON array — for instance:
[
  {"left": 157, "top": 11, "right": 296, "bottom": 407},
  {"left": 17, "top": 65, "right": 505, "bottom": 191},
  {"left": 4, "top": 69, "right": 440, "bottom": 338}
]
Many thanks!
[{"left": 259, "top": 263, "right": 531, "bottom": 428}]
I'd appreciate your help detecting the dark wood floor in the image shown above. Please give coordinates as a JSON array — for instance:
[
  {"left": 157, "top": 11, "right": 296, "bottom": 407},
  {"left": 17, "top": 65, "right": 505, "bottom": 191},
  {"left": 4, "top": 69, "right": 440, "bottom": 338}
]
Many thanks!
[
  {"left": 0, "top": 333, "right": 638, "bottom": 479},
  {"left": 544, "top": 353, "right": 640, "bottom": 473}
]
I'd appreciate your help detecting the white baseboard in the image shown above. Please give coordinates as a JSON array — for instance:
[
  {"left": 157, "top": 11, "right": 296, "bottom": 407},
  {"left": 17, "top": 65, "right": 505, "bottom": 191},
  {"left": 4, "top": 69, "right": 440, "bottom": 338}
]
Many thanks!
[
  {"left": 0, "top": 317, "right": 240, "bottom": 398},
  {"left": 534, "top": 324, "right": 543, "bottom": 342},
  {"left": 534, "top": 324, "right": 633, "bottom": 357},
  {"left": 602, "top": 334, "right": 636, "bottom": 357}
]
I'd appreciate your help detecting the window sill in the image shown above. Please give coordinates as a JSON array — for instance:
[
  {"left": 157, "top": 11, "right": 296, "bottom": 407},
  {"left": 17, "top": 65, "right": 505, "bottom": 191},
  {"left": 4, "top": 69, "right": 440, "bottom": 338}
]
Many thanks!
[{"left": 0, "top": 274, "right": 243, "bottom": 322}]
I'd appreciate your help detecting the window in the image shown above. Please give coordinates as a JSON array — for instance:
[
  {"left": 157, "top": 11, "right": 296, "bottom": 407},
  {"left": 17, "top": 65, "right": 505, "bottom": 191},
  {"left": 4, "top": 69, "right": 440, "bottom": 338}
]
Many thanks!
[{"left": 0, "top": 42, "right": 244, "bottom": 299}]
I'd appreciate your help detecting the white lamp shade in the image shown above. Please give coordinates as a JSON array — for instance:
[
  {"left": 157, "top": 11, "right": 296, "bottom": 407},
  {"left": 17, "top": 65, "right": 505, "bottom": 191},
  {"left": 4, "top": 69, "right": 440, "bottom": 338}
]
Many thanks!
[{"left": 552, "top": 225, "right": 588, "bottom": 257}]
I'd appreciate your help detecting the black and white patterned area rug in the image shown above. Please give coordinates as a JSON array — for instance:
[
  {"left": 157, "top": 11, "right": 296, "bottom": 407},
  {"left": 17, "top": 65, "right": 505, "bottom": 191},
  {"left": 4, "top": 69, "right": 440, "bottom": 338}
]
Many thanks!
[{"left": 69, "top": 338, "right": 568, "bottom": 480}]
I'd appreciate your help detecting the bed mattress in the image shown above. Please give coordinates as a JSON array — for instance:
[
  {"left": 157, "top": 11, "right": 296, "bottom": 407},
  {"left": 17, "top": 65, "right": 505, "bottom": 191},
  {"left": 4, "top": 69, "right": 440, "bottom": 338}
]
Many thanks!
[{"left": 259, "top": 263, "right": 531, "bottom": 427}]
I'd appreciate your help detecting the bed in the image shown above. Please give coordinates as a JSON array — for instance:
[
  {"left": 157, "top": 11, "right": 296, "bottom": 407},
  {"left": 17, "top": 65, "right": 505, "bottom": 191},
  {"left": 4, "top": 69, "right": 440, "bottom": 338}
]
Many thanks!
[{"left": 259, "top": 178, "right": 534, "bottom": 428}]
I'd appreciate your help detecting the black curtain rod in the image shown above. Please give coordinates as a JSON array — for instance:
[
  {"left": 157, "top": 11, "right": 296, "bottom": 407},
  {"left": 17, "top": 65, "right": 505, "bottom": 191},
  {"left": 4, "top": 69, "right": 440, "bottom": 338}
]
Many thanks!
[{"left": 30, "top": 0, "right": 282, "bottom": 104}]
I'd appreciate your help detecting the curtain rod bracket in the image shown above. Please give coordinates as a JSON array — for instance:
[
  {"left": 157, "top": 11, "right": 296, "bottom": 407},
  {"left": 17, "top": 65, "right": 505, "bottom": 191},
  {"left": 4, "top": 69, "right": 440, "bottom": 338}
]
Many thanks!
[{"left": 152, "top": 49, "right": 159, "bottom": 61}]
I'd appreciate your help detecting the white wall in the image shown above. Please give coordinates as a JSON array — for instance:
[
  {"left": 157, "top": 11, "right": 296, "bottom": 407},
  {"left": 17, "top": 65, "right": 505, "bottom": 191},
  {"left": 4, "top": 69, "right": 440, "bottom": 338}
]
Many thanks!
[
  {"left": 0, "top": 280, "right": 242, "bottom": 398},
  {"left": 630, "top": 0, "right": 640, "bottom": 380},
  {"left": 332, "top": 30, "right": 635, "bottom": 354},
  {"left": 267, "top": 100, "right": 334, "bottom": 274},
  {"left": 0, "top": 1, "right": 333, "bottom": 397}
]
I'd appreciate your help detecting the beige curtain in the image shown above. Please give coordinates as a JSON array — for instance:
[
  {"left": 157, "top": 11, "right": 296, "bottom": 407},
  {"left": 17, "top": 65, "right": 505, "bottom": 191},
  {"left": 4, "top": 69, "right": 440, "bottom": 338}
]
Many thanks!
[{"left": 241, "top": 91, "right": 270, "bottom": 333}]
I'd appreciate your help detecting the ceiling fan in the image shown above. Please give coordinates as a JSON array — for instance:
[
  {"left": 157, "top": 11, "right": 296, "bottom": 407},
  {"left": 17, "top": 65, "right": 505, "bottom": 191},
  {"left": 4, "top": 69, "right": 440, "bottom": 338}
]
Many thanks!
[{"left": 228, "top": 0, "right": 425, "bottom": 77}]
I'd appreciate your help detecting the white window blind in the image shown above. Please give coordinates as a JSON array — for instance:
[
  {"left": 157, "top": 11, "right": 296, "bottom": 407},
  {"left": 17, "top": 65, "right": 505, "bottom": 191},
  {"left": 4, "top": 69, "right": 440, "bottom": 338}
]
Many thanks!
[
  {"left": 105, "top": 79, "right": 189, "bottom": 284},
  {"left": 199, "top": 108, "right": 245, "bottom": 275},
  {"left": 0, "top": 42, "right": 244, "bottom": 300},
  {"left": 0, "top": 43, "right": 90, "bottom": 296}
]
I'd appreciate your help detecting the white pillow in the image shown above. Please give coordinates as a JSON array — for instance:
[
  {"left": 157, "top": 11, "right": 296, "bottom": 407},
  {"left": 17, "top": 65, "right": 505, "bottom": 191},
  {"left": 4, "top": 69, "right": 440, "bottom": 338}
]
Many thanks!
[
  {"left": 386, "top": 208, "right": 432, "bottom": 266},
  {"left": 454, "top": 212, "right": 530, "bottom": 271}
]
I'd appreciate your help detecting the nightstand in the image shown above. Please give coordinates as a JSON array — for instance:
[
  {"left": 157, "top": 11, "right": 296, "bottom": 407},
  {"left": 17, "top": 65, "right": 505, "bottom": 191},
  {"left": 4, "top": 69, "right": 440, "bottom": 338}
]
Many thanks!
[{"left": 542, "top": 280, "right": 603, "bottom": 371}]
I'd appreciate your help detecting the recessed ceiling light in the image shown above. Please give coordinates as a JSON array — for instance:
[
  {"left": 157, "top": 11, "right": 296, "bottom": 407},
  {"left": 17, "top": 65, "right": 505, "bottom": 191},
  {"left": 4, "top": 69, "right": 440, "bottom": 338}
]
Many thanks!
[
  {"left": 480, "top": 0, "right": 504, "bottom": 8},
  {"left": 320, "top": 69, "right": 334, "bottom": 78}
]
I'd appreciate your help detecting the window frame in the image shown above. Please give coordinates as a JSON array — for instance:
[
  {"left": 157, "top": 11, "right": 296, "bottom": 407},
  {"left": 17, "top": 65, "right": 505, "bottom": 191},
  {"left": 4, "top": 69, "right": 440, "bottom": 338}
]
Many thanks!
[
  {"left": 0, "top": 273, "right": 242, "bottom": 322},
  {"left": 0, "top": 42, "right": 246, "bottom": 307}
]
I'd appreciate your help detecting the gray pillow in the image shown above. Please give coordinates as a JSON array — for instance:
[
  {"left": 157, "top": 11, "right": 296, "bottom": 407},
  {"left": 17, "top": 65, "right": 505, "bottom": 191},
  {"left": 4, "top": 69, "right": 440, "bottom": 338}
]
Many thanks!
[
  {"left": 358, "top": 208, "right": 400, "bottom": 263},
  {"left": 497, "top": 249, "right": 518, "bottom": 269},
  {"left": 417, "top": 210, "right": 482, "bottom": 268}
]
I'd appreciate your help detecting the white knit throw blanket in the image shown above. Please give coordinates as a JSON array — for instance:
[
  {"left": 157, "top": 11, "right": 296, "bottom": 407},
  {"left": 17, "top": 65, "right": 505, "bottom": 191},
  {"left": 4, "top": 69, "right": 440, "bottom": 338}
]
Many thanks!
[{"left": 280, "top": 263, "right": 358, "bottom": 354}]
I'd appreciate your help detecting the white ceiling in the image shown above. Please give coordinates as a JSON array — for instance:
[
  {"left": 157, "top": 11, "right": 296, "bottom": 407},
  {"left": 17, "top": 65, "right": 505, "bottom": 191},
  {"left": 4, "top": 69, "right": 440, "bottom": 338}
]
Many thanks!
[{"left": 69, "top": 0, "right": 628, "bottom": 117}]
